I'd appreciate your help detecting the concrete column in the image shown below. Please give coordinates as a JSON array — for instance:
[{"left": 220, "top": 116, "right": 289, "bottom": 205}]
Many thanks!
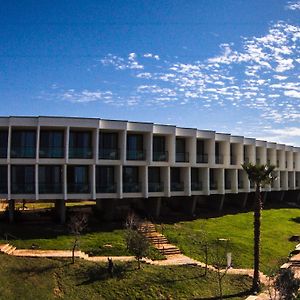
[
  {"left": 96, "top": 198, "right": 102, "bottom": 210},
  {"left": 36, "top": 125, "right": 40, "bottom": 162},
  {"left": 63, "top": 164, "right": 67, "bottom": 200},
  {"left": 8, "top": 199, "right": 15, "bottom": 223},
  {"left": 117, "top": 165, "right": 123, "bottom": 199},
  {"left": 241, "top": 193, "right": 248, "bottom": 208},
  {"left": 91, "top": 165, "right": 96, "bottom": 200},
  {"left": 7, "top": 125, "right": 11, "bottom": 161},
  {"left": 65, "top": 126, "right": 70, "bottom": 163},
  {"left": 262, "top": 192, "right": 268, "bottom": 204},
  {"left": 280, "top": 191, "right": 285, "bottom": 202},
  {"left": 218, "top": 194, "right": 225, "bottom": 212},
  {"left": 94, "top": 128, "right": 99, "bottom": 163},
  {"left": 120, "top": 130, "right": 126, "bottom": 163},
  {"left": 103, "top": 199, "right": 116, "bottom": 221},
  {"left": 203, "top": 167, "right": 209, "bottom": 195},
  {"left": 184, "top": 195, "right": 197, "bottom": 216},
  {"left": 184, "top": 167, "right": 191, "bottom": 196},
  {"left": 7, "top": 164, "right": 11, "bottom": 201},
  {"left": 146, "top": 132, "right": 153, "bottom": 163},
  {"left": 55, "top": 200, "right": 66, "bottom": 224},
  {"left": 296, "top": 192, "right": 300, "bottom": 203},
  {"left": 143, "top": 166, "right": 148, "bottom": 198},
  {"left": 168, "top": 135, "right": 176, "bottom": 165},
  {"left": 189, "top": 137, "right": 197, "bottom": 165},
  {"left": 163, "top": 167, "right": 170, "bottom": 197},
  {"left": 146, "top": 197, "right": 161, "bottom": 218},
  {"left": 35, "top": 164, "right": 39, "bottom": 200}
]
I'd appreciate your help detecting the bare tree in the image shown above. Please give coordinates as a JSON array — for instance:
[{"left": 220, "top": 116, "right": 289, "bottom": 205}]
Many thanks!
[
  {"left": 68, "top": 212, "right": 88, "bottom": 264},
  {"left": 211, "top": 238, "right": 231, "bottom": 300}
]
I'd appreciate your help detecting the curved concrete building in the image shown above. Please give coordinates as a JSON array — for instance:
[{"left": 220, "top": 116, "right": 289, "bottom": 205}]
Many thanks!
[{"left": 0, "top": 116, "right": 299, "bottom": 222}]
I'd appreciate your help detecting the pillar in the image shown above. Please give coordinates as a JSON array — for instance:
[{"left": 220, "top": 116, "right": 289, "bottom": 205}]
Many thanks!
[
  {"left": 55, "top": 200, "right": 66, "bottom": 224},
  {"left": 184, "top": 196, "right": 197, "bottom": 216},
  {"left": 8, "top": 199, "right": 15, "bottom": 223},
  {"left": 146, "top": 197, "right": 161, "bottom": 219},
  {"left": 102, "top": 199, "right": 116, "bottom": 221}
]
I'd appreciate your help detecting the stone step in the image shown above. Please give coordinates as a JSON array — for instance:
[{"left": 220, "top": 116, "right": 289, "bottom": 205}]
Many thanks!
[
  {"left": 0, "top": 244, "right": 10, "bottom": 253},
  {"left": 6, "top": 246, "right": 16, "bottom": 255}
]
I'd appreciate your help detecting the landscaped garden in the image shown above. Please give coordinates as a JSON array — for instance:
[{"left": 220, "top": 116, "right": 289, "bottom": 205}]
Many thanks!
[
  {"left": 158, "top": 208, "right": 300, "bottom": 273},
  {"left": 0, "top": 253, "right": 252, "bottom": 299}
]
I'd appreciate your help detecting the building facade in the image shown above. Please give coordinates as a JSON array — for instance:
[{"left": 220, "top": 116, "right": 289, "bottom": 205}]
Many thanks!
[{"left": 1, "top": 116, "right": 300, "bottom": 222}]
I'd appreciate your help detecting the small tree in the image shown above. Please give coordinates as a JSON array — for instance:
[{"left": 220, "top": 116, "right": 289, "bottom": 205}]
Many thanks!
[
  {"left": 211, "top": 238, "right": 231, "bottom": 300},
  {"left": 242, "top": 163, "right": 276, "bottom": 293},
  {"left": 125, "top": 229, "right": 149, "bottom": 269},
  {"left": 275, "top": 268, "right": 300, "bottom": 300},
  {"left": 68, "top": 213, "right": 88, "bottom": 264}
]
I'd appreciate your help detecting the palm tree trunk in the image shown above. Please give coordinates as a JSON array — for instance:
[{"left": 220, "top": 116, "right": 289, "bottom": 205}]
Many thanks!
[{"left": 253, "top": 184, "right": 261, "bottom": 292}]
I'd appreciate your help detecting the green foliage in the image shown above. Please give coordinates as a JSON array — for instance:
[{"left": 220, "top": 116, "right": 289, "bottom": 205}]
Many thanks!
[
  {"left": 242, "top": 163, "right": 277, "bottom": 187},
  {"left": 125, "top": 229, "right": 149, "bottom": 268},
  {"left": 275, "top": 268, "right": 300, "bottom": 300}
]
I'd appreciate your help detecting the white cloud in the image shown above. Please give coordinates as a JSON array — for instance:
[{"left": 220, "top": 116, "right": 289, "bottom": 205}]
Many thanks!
[
  {"left": 286, "top": 1, "right": 300, "bottom": 10},
  {"left": 61, "top": 89, "right": 113, "bottom": 103}
]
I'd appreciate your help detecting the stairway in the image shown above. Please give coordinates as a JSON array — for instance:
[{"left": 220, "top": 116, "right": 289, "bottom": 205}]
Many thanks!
[
  {"left": 0, "top": 244, "right": 16, "bottom": 255},
  {"left": 138, "top": 221, "right": 182, "bottom": 256}
]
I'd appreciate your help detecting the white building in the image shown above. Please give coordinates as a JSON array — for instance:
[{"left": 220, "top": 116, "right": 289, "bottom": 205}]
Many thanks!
[{"left": 0, "top": 116, "right": 299, "bottom": 222}]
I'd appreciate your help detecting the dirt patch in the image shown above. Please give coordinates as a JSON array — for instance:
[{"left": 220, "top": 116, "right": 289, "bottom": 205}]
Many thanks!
[{"left": 53, "top": 271, "right": 64, "bottom": 298}]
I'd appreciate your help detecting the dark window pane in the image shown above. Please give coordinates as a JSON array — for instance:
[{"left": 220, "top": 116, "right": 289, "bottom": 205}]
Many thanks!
[{"left": 11, "top": 165, "right": 35, "bottom": 193}]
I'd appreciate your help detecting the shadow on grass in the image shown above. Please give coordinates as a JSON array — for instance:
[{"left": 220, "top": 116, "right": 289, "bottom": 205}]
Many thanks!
[
  {"left": 196, "top": 289, "right": 252, "bottom": 300},
  {"left": 290, "top": 216, "right": 300, "bottom": 224},
  {"left": 77, "top": 263, "right": 131, "bottom": 285},
  {"left": 11, "top": 260, "right": 71, "bottom": 274}
]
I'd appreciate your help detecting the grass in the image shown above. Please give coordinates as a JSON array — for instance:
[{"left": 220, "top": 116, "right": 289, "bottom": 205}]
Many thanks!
[
  {"left": 159, "top": 208, "right": 300, "bottom": 273},
  {"left": 0, "top": 221, "right": 164, "bottom": 260},
  {"left": 0, "top": 253, "right": 252, "bottom": 299}
]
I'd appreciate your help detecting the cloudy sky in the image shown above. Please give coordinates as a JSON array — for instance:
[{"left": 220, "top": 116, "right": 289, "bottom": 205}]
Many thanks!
[{"left": 1, "top": 1, "right": 299, "bottom": 145}]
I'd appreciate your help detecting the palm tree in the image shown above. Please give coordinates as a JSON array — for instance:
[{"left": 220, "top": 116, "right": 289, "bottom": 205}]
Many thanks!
[{"left": 242, "top": 163, "right": 276, "bottom": 293}]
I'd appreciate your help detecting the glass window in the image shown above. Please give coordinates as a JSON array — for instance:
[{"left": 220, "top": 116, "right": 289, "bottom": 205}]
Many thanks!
[{"left": 0, "top": 130, "right": 8, "bottom": 158}]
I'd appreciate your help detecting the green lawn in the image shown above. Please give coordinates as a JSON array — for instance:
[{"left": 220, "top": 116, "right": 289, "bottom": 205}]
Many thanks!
[
  {"left": 0, "top": 253, "right": 252, "bottom": 299},
  {"left": 159, "top": 208, "right": 300, "bottom": 273},
  {"left": 0, "top": 221, "right": 164, "bottom": 260}
]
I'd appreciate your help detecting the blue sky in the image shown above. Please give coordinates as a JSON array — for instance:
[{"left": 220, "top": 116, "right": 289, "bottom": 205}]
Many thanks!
[{"left": 0, "top": 0, "right": 300, "bottom": 144}]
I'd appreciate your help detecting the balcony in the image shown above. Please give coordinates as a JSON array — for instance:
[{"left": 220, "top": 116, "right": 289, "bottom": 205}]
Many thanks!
[
  {"left": 148, "top": 182, "right": 164, "bottom": 193},
  {"left": 11, "top": 147, "right": 36, "bottom": 158},
  {"left": 67, "top": 183, "right": 90, "bottom": 193},
  {"left": 0, "top": 147, "right": 7, "bottom": 158},
  {"left": 171, "top": 182, "right": 184, "bottom": 192},
  {"left": 293, "top": 162, "right": 296, "bottom": 169},
  {"left": 99, "top": 148, "right": 120, "bottom": 160},
  {"left": 39, "top": 147, "right": 64, "bottom": 158},
  {"left": 11, "top": 183, "right": 35, "bottom": 194},
  {"left": 230, "top": 155, "right": 237, "bottom": 165},
  {"left": 39, "top": 183, "right": 63, "bottom": 194},
  {"left": 127, "top": 150, "right": 146, "bottom": 161},
  {"left": 153, "top": 151, "right": 168, "bottom": 162},
  {"left": 197, "top": 154, "right": 208, "bottom": 163},
  {"left": 123, "top": 182, "right": 141, "bottom": 193},
  {"left": 69, "top": 147, "right": 93, "bottom": 159},
  {"left": 277, "top": 160, "right": 280, "bottom": 167},
  {"left": 176, "top": 152, "right": 189, "bottom": 163},
  {"left": 210, "top": 181, "right": 218, "bottom": 190},
  {"left": 225, "top": 181, "right": 231, "bottom": 190},
  {"left": 296, "top": 180, "right": 299, "bottom": 188},
  {"left": 96, "top": 184, "right": 117, "bottom": 193},
  {"left": 215, "top": 155, "right": 223, "bottom": 164},
  {"left": 285, "top": 161, "right": 288, "bottom": 168},
  {"left": 191, "top": 181, "right": 202, "bottom": 191}
]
